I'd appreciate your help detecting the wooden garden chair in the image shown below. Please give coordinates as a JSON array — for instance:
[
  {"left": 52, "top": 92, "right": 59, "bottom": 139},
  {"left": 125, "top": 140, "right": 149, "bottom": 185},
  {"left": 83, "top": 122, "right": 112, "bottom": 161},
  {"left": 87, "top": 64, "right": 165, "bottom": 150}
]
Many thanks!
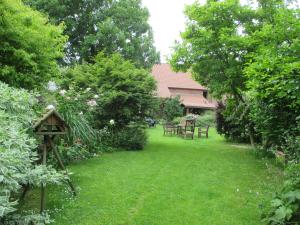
[
  {"left": 176, "top": 119, "right": 186, "bottom": 135},
  {"left": 198, "top": 124, "right": 210, "bottom": 138},
  {"left": 163, "top": 123, "right": 176, "bottom": 136},
  {"left": 181, "top": 119, "right": 196, "bottom": 139}
]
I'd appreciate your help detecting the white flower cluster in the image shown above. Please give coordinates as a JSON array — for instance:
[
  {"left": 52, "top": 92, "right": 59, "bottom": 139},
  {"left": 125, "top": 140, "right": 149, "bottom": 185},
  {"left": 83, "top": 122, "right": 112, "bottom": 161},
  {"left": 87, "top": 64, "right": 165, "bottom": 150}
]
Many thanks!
[
  {"left": 47, "top": 82, "right": 99, "bottom": 108},
  {"left": 47, "top": 81, "right": 58, "bottom": 92},
  {"left": 87, "top": 99, "right": 97, "bottom": 107},
  {"left": 46, "top": 104, "right": 55, "bottom": 110},
  {"left": 109, "top": 119, "right": 115, "bottom": 125},
  {"left": 59, "top": 89, "right": 67, "bottom": 96}
]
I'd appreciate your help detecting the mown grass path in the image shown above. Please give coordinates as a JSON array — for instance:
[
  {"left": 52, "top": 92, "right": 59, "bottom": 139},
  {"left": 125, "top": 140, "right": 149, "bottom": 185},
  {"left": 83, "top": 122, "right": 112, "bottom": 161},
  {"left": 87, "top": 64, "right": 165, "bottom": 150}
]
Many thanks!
[{"left": 25, "top": 127, "right": 282, "bottom": 225}]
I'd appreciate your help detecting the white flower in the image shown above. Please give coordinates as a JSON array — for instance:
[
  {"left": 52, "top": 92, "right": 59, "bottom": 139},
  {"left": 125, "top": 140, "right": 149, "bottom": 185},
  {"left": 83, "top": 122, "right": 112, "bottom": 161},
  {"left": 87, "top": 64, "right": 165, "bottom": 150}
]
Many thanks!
[
  {"left": 94, "top": 94, "right": 99, "bottom": 99},
  {"left": 46, "top": 105, "right": 55, "bottom": 110},
  {"left": 86, "top": 87, "right": 91, "bottom": 92},
  {"left": 79, "top": 111, "right": 83, "bottom": 115},
  {"left": 87, "top": 99, "right": 97, "bottom": 107},
  {"left": 59, "top": 89, "right": 67, "bottom": 96},
  {"left": 74, "top": 97, "right": 78, "bottom": 101},
  {"left": 109, "top": 119, "right": 115, "bottom": 125},
  {"left": 47, "top": 81, "right": 58, "bottom": 92},
  {"left": 66, "top": 96, "right": 71, "bottom": 100}
]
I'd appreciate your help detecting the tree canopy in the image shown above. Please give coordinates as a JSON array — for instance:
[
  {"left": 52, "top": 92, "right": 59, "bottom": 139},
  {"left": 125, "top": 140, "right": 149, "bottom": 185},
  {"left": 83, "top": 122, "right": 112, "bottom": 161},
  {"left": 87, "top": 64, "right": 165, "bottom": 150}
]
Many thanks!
[
  {"left": 170, "top": 0, "right": 300, "bottom": 149},
  {"left": 0, "top": 0, "right": 67, "bottom": 89},
  {"left": 170, "top": 0, "right": 255, "bottom": 100},
  {"left": 61, "top": 52, "right": 157, "bottom": 128},
  {"left": 24, "top": 0, "right": 160, "bottom": 68}
]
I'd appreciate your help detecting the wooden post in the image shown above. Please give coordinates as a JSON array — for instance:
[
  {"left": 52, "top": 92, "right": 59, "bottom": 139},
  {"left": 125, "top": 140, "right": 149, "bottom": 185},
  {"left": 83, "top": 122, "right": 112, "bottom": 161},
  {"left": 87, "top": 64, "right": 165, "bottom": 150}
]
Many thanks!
[
  {"left": 49, "top": 140, "right": 76, "bottom": 196},
  {"left": 20, "top": 184, "right": 30, "bottom": 201},
  {"left": 40, "top": 143, "right": 47, "bottom": 213},
  {"left": 186, "top": 108, "right": 190, "bottom": 114},
  {"left": 32, "top": 109, "right": 76, "bottom": 213}
]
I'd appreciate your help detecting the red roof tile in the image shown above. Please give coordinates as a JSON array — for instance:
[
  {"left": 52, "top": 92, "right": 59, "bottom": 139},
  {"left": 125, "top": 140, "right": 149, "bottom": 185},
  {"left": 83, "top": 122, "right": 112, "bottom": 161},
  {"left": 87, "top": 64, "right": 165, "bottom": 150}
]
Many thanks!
[{"left": 151, "top": 64, "right": 216, "bottom": 109}]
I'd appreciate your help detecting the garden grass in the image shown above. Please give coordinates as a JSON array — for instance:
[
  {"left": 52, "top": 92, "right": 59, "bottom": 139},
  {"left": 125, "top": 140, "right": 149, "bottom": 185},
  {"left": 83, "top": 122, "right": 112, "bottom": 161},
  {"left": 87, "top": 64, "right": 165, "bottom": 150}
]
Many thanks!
[{"left": 23, "top": 127, "right": 283, "bottom": 225}]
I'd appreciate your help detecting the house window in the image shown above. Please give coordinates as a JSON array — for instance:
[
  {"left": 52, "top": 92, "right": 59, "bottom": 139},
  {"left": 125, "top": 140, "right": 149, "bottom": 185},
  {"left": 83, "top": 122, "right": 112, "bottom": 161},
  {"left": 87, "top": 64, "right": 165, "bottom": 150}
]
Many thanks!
[{"left": 203, "top": 91, "right": 208, "bottom": 99}]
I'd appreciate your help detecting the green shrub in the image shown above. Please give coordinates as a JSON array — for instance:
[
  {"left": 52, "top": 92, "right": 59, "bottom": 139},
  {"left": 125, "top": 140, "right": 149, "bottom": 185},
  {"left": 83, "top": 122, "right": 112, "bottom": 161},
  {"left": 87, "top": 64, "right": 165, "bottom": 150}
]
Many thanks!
[
  {"left": 196, "top": 111, "right": 216, "bottom": 127},
  {"left": 42, "top": 84, "right": 100, "bottom": 151},
  {"left": 112, "top": 123, "right": 148, "bottom": 151},
  {"left": 163, "top": 96, "right": 184, "bottom": 122},
  {"left": 0, "top": 82, "right": 66, "bottom": 225},
  {"left": 172, "top": 117, "right": 183, "bottom": 125},
  {"left": 0, "top": 0, "right": 67, "bottom": 89},
  {"left": 216, "top": 98, "right": 260, "bottom": 145},
  {"left": 264, "top": 163, "right": 300, "bottom": 225},
  {"left": 61, "top": 53, "right": 157, "bottom": 129},
  {"left": 54, "top": 142, "right": 93, "bottom": 165},
  {"left": 284, "top": 136, "right": 300, "bottom": 163}
]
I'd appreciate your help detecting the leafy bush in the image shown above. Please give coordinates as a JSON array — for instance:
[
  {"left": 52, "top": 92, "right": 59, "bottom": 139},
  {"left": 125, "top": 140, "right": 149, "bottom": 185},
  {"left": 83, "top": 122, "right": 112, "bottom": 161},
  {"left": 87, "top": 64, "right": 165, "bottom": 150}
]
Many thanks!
[
  {"left": 61, "top": 53, "right": 157, "bottom": 129},
  {"left": 0, "top": 82, "right": 66, "bottom": 225},
  {"left": 216, "top": 98, "right": 259, "bottom": 145},
  {"left": 245, "top": 7, "right": 300, "bottom": 150},
  {"left": 216, "top": 100, "right": 249, "bottom": 142},
  {"left": 42, "top": 83, "right": 101, "bottom": 151},
  {"left": 0, "top": 0, "right": 66, "bottom": 89},
  {"left": 196, "top": 111, "right": 216, "bottom": 127},
  {"left": 93, "top": 122, "right": 148, "bottom": 151},
  {"left": 162, "top": 96, "right": 184, "bottom": 122},
  {"left": 264, "top": 163, "right": 300, "bottom": 225},
  {"left": 55, "top": 142, "right": 93, "bottom": 165},
  {"left": 55, "top": 89, "right": 98, "bottom": 149},
  {"left": 172, "top": 110, "right": 215, "bottom": 127},
  {"left": 111, "top": 123, "right": 148, "bottom": 150}
]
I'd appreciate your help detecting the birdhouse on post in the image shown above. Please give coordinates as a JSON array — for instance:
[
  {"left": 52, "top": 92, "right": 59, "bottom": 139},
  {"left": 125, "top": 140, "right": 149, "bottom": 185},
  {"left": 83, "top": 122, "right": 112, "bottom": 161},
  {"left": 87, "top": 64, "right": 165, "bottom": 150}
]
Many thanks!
[
  {"left": 33, "top": 109, "right": 68, "bottom": 135},
  {"left": 28, "top": 109, "right": 76, "bottom": 213}
]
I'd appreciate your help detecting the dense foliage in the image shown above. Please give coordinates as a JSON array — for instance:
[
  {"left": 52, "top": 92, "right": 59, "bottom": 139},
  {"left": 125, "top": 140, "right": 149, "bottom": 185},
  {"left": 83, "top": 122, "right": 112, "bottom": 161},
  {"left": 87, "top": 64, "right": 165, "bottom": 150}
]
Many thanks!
[
  {"left": 24, "top": 0, "right": 160, "bottom": 68},
  {"left": 263, "top": 163, "right": 300, "bottom": 225},
  {"left": 170, "top": 0, "right": 299, "bottom": 150},
  {"left": 0, "top": 82, "right": 66, "bottom": 224},
  {"left": 1, "top": 0, "right": 157, "bottom": 223},
  {"left": 162, "top": 96, "right": 184, "bottom": 122},
  {"left": 170, "top": 0, "right": 300, "bottom": 223},
  {"left": 61, "top": 52, "right": 157, "bottom": 129},
  {"left": 0, "top": 0, "right": 67, "bottom": 89},
  {"left": 43, "top": 84, "right": 100, "bottom": 151},
  {"left": 173, "top": 111, "right": 216, "bottom": 128},
  {"left": 170, "top": 0, "right": 253, "bottom": 100},
  {"left": 245, "top": 6, "right": 300, "bottom": 149},
  {"left": 111, "top": 123, "right": 148, "bottom": 150}
]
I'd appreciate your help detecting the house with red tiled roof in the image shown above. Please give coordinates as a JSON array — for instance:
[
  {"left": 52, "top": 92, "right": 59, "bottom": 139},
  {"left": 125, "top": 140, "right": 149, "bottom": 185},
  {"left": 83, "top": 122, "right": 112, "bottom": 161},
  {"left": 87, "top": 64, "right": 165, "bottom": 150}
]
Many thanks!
[{"left": 152, "top": 64, "right": 216, "bottom": 114}]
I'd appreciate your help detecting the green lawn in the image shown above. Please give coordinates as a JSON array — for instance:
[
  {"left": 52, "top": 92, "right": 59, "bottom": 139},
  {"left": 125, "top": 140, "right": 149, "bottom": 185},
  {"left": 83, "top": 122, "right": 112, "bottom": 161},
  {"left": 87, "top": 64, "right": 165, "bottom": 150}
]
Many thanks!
[{"left": 24, "top": 127, "right": 282, "bottom": 225}]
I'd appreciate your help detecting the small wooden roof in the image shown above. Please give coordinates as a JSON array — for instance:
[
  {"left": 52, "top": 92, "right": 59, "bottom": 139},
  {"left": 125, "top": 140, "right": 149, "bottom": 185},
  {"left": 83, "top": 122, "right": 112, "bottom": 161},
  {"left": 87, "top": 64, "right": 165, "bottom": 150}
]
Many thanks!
[{"left": 33, "top": 109, "right": 68, "bottom": 135}]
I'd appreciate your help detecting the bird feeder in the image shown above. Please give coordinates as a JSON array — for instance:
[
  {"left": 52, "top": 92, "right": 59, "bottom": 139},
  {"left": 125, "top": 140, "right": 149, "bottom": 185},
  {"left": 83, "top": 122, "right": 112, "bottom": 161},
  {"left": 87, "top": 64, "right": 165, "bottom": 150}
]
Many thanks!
[{"left": 23, "top": 109, "right": 76, "bottom": 213}]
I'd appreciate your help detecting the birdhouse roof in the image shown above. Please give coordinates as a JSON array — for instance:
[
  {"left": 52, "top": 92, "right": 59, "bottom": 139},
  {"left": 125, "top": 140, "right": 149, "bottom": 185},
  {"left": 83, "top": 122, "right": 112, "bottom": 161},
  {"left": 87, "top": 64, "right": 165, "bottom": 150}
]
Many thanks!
[{"left": 33, "top": 109, "right": 68, "bottom": 131}]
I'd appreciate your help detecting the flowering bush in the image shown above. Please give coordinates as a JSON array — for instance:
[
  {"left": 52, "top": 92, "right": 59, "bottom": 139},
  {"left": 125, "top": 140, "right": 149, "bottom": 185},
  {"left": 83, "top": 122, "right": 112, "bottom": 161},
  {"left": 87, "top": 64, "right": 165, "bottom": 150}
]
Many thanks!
[
  {"left": 61, "top": 53, "right": 157, "bottom": 129},
  {"left": 43, "top": 82, "right": 100, "bottom": 150},
  {"left": 0, "top": 82, "right": 67, "bottom": 225}
]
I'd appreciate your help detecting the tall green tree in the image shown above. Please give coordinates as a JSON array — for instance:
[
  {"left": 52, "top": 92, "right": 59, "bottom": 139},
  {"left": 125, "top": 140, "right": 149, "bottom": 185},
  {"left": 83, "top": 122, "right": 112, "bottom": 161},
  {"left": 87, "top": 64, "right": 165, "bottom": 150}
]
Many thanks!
[
  {"left": 61, "top": 52, "right": 157, "bottom": 128},
  {"left": 170, "top": 0, "right": 255, "bottom": 100},
  {"left": 0, "top": 0, "right": 67, "bottom": 89},
  {"left": 245, "top": 6, "right": 300, "bottom": 147},
  {"left": 25, "top": 0, "right": 160, "bottom": 68}
]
